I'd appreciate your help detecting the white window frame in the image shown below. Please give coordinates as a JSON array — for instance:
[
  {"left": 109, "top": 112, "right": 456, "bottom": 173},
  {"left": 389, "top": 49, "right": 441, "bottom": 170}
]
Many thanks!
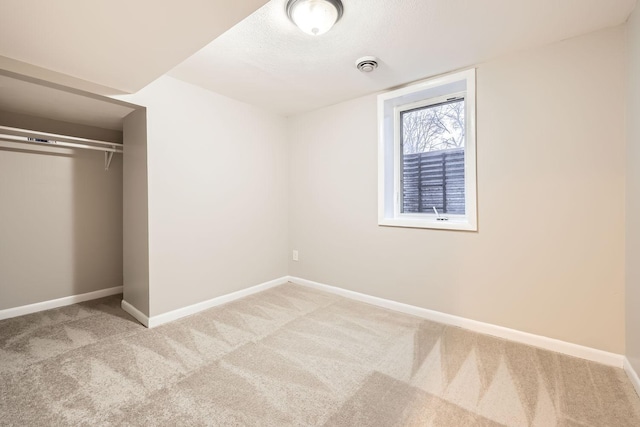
[{"left": 378, "top": 69, "right": 477, "bottom": 231}]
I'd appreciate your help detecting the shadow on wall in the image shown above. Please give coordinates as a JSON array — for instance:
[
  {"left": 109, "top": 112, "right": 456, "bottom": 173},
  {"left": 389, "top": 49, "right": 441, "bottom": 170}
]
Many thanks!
[{"left": 72, "top": 147, "right": 123, "bottom": 299}]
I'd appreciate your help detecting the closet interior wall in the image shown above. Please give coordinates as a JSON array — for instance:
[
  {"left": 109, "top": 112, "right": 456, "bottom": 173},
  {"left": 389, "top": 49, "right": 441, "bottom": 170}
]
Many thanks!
[{"left": 0, "top": 110, "right": 124, "bottom": 310}]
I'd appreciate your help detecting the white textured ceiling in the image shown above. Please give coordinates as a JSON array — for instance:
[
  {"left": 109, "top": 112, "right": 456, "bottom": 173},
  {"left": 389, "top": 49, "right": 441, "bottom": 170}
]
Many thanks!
[
  {"left": 170, "top": 0, "right": 637, "bottom": 116},
  {"left": 0, "top": 0, "right": 268, "bottom": 93}
]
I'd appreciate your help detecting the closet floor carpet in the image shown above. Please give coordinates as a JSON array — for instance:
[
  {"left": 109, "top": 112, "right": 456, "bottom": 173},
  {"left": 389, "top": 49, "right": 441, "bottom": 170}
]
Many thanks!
[{"left": 1, "top": 283, "right": 640, "bottom": 426}]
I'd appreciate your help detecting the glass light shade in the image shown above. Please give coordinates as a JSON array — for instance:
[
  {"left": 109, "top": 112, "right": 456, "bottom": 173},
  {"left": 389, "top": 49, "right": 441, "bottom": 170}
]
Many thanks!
[{"left": 288, "top": 0, "right": 342, "bottom": 36}]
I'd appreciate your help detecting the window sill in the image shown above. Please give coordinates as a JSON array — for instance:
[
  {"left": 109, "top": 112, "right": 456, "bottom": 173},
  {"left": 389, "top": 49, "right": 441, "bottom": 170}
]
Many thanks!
[{"left": 378, "top": 216, "right": 477, "bottom": 231}]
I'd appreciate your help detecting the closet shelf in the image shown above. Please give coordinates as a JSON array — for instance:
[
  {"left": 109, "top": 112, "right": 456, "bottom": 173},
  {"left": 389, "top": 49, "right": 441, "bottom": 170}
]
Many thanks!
[{"left": 0, "top": 125, "right": 123, "bottom": 170}]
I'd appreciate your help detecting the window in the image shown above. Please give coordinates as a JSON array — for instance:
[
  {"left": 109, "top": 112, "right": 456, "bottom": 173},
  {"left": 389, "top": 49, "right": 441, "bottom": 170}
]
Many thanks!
[{"left": 378, "top": 69, "right": 477, "bottom": 231}]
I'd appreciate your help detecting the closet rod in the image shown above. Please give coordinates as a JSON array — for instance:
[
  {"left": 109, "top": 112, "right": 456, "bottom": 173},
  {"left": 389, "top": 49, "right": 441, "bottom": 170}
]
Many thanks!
[
  {"left": 0, "top": 136, "right": 122, "bottom": 153},
  {"left": 0, "top": 125, "right": 123, "bottom": 149}
]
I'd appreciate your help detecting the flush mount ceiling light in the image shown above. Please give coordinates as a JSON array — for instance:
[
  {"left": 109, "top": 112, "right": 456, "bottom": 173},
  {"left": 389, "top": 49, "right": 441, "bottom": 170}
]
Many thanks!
[{"left": 286, "top": 0, "right": 344, "bottom": 36}]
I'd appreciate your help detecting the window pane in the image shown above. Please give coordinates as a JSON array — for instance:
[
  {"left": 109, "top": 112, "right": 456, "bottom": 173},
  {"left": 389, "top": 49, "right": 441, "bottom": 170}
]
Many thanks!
[{"left": 401, "top": 99, "right": 465, "bottom": 214}]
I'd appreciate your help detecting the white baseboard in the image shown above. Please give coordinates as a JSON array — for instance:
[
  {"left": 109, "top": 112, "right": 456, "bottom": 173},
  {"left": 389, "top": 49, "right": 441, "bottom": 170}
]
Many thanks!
[
  {"left": 121, "top": 300, "right": 150, "bottom": 327},
  {"left": 624, "top": 357, "right": 640, "bottom": 397},
  {"left": 123, "top": 276, "right": 289, "bottom": 329},
  {"left": 0, "top": 286, "right": 123, "bottom": 321},
  {"left": 288, "top": 276, "right": 624, "bottom": 368}
]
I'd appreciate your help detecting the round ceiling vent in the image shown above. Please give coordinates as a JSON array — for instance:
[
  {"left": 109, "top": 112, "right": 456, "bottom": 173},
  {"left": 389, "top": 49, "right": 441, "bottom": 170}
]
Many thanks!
[{"left": 356, "top": 56, "right": 379, "bottom": 73}]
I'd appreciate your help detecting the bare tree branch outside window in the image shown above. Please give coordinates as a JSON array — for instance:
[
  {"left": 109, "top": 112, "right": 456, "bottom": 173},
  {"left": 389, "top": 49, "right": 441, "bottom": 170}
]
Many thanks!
[{"left": 401, "top": 99, "right": 465, "bottom": 154}]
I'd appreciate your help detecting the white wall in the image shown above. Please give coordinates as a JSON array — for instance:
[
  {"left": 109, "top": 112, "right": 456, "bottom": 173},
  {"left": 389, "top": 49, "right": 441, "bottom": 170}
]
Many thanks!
[
  {"left": 125, "top": 76, "right": 288, "bottom": 317},
  {"left": 0, "top": 119, "right": 123, "bottom": 309},
  {"left": 288, "top": 27, "right": 626, "bottom": 353},
  {"left": 626, "top": 4, "right": 640, "bottom": 374}
]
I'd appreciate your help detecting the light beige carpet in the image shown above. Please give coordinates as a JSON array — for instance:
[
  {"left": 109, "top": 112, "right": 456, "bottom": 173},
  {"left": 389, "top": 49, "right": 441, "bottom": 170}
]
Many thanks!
[{"left": 1, "top": 283, "right": 639, "bottom": 426}]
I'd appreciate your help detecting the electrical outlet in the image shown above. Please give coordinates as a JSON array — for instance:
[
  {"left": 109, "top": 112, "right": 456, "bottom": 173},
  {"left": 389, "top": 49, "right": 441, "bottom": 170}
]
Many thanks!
[{"left": 292, "top": 250, "right": 299, "bottom": 261}]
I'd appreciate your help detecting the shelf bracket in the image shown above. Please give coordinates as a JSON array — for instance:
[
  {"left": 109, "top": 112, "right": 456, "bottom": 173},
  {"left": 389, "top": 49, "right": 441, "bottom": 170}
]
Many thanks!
[{"left": 105, "top": 149, "right": 115, "bottom": 171}]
